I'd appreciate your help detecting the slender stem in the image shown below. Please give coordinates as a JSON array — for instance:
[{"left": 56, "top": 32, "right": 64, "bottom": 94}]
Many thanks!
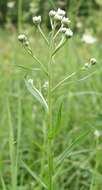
[
  {"left": 40, "top": 122, "right": 47, "bottom": 177},
  {"left": 52, "top": 72, "right": 76, "bottom": 92},
  {"left": 47, "top": 45, "right": 53, "bottom": 190},
  {"left": 53, "top": 26, "right": 62, "bottom": 40},
  {"left": 24, "top": 46, "right": 48, "bottom": 75},
  {"left": 52, "top": 36, "right": 66, "bottom": 57},
  {"left": 38, "top": 25, "right": 49, "bottom": 45}
]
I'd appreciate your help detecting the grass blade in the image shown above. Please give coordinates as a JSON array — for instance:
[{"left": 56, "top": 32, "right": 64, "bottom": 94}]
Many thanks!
[
  {"left": 7, "top": 100, "right": 16, "bottom": 190},
  {"left": 0, "top": 175, "right": 7, "bottom": 190},
  {"left": 55, "top": 129, "right": 91, "bottom": 168},
  {"left": 22, "top": 161, "right": 48, "bottom": 189}
]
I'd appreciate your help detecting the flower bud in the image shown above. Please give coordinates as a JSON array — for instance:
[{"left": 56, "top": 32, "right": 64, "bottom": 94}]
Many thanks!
[
  {"left": 54, "top": 14, "right": 63, "bottom": 21},
  {"left": 90, "top": 58, "right": 97, "bottom": 65},
  {"left": 57, "top": 8, "right": 66, "bottom": 16},
  {"left": 65, "top": 28, "right": 73, "bottom": 38},
  {"left": 59, "top": 27, "right": 67, "bottom": 33},
  {"left": 94, "top": 130, "right": 100, "bottom": 138},
  {"left": 84, "top": 63, "right": 90, "bottom": 68},
  {"left": 25, "top": 41, "right": 30, "bottom": 47},
  {"left": 49, "top": 10, "right": 56, "bottom": 17},
  {"left": 32, "top": 16, "right": 41, "bottom": 25},
  {"left": 18, "top": 34, "right": 27, "bottom": 43},
  {"left": 62, "top": 17, "right": 71, "bottom": 25}
]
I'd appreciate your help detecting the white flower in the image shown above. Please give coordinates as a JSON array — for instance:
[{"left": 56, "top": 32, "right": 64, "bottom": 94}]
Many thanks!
[
  {"left": 62, "top": 17, "right": 71, "bottom": 25},
  {"left": 7, "top": 1, "right": 15, "bottom": 8},
  {"left": 60, "top": 27, "right": 67, "bottom": 33},
  {"left": 49, "top": 10, "right": 56, "bottom": 17},
  {"left": 57, "top": 8, "right": 66, "bottom": 16},
  {"left": 94, "top": 130, "right": 100, "bottom": 138},
  {"left": 90, "top": 58, "right": 97, "bottom": 65},
  {"left": 84, "top": 63, "right": 90, "bottom": 68},
  {"left": 28, "top": 79, "right": 33, "bottom": 86},
  {"left": 18, "top": 34, "right": 27, "bottom": 43},
  {"left": 76, "top": 21, "right": 82, "bottom": 29},
  {"left": 25, "top": 41, "right": 29, "bottom": 47},
  {"left": 32, "top": 16, "right": 41, "bottom": 25},
  {"left": 82, "top": 33, "right": 97, "bottom": 44},
  {"left": 54, "top": 14, "right": 63, "bottom": 21},
  {"left": 65, "top": 28, "right": 73, "bottom": 38}
]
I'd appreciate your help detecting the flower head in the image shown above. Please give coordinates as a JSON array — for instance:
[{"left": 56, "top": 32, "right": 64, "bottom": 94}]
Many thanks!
[
  {"left": 57, "top": 8, "right": 65, "bottom": 17},
  {"left": 7, "top": 1, "right": 15, "bottom": 8},
  {"left": 90, "top": 58, "right": 97, "bottom": 65},
  {"left": 94, "top": 130, "right": 100, "bottom": 138},
  {"left": 25, "top": 41, "right": 30, "bottom": 47},
  {"left": 62, "top": 17, "right": 71, "bottom": 25},
  {"left": 32, "top": 16, "right": 41, "bottom": 25},
  {"left": 84, "top": 63, "right": 90, "bottom": 69},
  {"left": 82, "top": 33, "right": 97, "bottom": 44},
  {"left": 54, "top": 14, "right": 63, "bottom": 21},
  {"left": 60, "top": 27, "right": 67, "bottom": 33},
  {"left": 49, "top": 10, "right": 56, "bottom": 17},
  {"left": 18, "top": 34, "right": 27, "bottom": 43},
  {"left": 65, "top": 28, "right": 73, "bottom": 38}
]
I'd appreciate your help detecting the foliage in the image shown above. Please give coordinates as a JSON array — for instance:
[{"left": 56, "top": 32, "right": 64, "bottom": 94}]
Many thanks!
[{"left": 0, "top": 23, "right": 102, "bottom": 189}]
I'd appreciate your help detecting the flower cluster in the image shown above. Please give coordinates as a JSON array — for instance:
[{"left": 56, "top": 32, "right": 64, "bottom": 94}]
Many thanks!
[
  {"left": 84, "top": 58, "right": 97, "bottom": 69},
  {"left": 49, "top": 8, "right": 73, "bottom": 38},
  {"left": 32, "top": 8, "right": 73, "bottom": 39},
  {"left": 18, "top": 34, "right": 30, "bottom": 47}
]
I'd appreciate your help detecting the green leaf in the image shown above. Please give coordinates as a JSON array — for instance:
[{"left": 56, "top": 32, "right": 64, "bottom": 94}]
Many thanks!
[
  {"left": 55, "top": 129, "right": 91, "bottom": 168},
  {"left": 25, "top": 80, "right": 48, "bottom": 112},
  {"left": 22, "top": 161, "right": 48, "bottom": 189}
]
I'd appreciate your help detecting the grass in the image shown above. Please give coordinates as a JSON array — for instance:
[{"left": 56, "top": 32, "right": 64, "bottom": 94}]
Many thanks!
[{"left": 0, "top": 28, "right": 102, "bottom": 190}]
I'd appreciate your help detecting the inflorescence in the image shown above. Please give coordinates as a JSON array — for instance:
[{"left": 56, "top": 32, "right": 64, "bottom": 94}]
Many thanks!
[{"left": 18, "top": 8, "right": 97, "bottom": 69}]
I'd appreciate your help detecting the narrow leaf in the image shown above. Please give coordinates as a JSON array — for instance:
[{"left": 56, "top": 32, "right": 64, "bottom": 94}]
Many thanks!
[
  {"left": 22, "top": 161, "right": 48, "bottom": 189},
  {"left": 55, "top": 129, "right": 91, "bottom": 167},
  {"left": 25, "top": 80, "right": 48, "bottom": 112}
]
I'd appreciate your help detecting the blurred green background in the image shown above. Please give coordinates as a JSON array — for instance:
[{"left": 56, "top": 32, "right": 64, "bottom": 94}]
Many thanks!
[{"left": 0, "top": 0, "right": 102, "bottom": 190}]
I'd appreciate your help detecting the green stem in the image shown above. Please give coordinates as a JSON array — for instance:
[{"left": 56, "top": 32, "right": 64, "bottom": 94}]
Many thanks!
[
  {"left": 38, "top": 25, "right": 49, "bottom": 46},
  {"left": 52, "top": 37, "right": 66, "bottom": 57},
  {"left": 40, "top": 122, "right": 47, "bottom": 177},
  {"left": 47, "top": 50, "right": 53, "bottom": 190},
  {"left": 24, "top": 47, "right": 48, "bottom": 76}
]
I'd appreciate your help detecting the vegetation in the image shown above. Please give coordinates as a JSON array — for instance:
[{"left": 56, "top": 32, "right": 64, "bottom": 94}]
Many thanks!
[{"left": 0, "top": 1, "right": 102, "bottom": 190}]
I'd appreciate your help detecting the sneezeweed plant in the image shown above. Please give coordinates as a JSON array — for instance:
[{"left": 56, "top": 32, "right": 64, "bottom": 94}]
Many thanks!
[{"left": 18, "top": 8, "right": 97, "bottom": 190}]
